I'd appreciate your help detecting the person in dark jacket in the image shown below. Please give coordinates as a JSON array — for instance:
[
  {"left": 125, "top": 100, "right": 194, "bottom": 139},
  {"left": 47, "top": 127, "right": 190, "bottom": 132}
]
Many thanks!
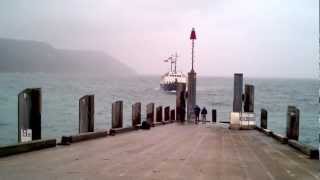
[
  {"left": 201, "top": 107, "right": 208, "bottom": 122},
  {"left": 194, "top": 105, "right": 201, "bottom": 123}
]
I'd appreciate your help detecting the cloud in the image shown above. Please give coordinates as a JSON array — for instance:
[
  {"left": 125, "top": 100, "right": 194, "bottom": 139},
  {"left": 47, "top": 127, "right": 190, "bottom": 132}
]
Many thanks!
[{"left": 0, "top": 0, "right": 318, "bottom": 78}]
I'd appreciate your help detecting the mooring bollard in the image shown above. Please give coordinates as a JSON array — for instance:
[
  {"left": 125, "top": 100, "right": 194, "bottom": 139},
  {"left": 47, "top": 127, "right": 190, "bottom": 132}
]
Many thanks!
[
  {"left": 132, "top": 102, "right": 141, "bottom": 127},
  {"left": 170, "top": 109, "right": 175, "bottom": 121},
  {"left": 176, "top": 83, "right": 186, "bottom": 122},
  {"left": 286, "top": 106, "right": 299, "bottom": 140},
  {"left": 244, "top": 84, "right": 254, "bottom": 113},
  {"left": 233, "top": 73, "right": 243, "bottom": 112},
  {"left": 79, "top": 95, "right": 94, "bottom": 133},
  {"left": 212, "top": 109, "right": 216, "bottom": 123},
  {"left": 146, "top": 103, "right": 155, "bottom": 125},
  {"left": 112, "top": 101, "right": 123, "bottom": 129},
  {"left": 261, "top": 109, "right": 268, "bottom": 129},
  {"left": 156, "top": 106, "right": 163, "bottom": 122},
  {"left": 18, "top": 88, "right": 42, "bottom": 142},
  {"left": 164, "top": 106, "right": 170, "bottom": 121}
]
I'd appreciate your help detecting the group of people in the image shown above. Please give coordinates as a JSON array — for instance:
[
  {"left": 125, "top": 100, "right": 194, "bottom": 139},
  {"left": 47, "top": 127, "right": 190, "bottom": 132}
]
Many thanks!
[{"left": 193, "top": 105, "right": 207, "bottom": 123}]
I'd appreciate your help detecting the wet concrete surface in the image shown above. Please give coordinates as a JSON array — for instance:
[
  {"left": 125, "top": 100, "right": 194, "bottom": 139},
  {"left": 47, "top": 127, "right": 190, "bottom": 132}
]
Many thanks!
[{"left": 0, "top": 123, "right": 319, "bottom": 180}]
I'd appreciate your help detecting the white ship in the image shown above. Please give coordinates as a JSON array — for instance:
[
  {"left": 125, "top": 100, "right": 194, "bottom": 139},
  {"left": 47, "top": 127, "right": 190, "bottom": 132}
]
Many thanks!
[{"left": 160, "top": 53, "right": 187, "bottom": 92}]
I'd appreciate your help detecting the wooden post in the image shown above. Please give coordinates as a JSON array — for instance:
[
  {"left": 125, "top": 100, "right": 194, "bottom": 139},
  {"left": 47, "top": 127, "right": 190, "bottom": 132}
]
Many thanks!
[
  {"left": 146, "top": 103, "right": 155, "bottom": 125},
  {"left": 79, "top": 95, "right": 94, "bottom": 133},
  {"left": 112, "top": 101, "right": 123, "bottom": 129},
  {"left": 18, "top": 88, "right": 42, "bottom": 142},
  {"left": 170, "top": 109, "right": 175, "bottom": 121},
  {"left": 176, "top": 83, "right": 186, "bottom": 122},
  {"left": 212, "top": 109, "right": 216, "bottom": 123},
  {"left": 244, "top": 84, "right": 254, "bottom": 113},
  {"left": 287, "top": 106, "right": 299, "bottom": 140},
  {"left": 156, "top": 106, "right": 163, "bottom": 122},
  {"left": 261, "top": 109, "right": 268, "bottom": 129},
  {"left": 164, "top": 106, "right": 170, "bottom": 122},
  {"left": 233, "top": 73, "right": 243, "bottom": 112},
  {"left": 132, "top": 102, "right": 141, "bottom": 127}
]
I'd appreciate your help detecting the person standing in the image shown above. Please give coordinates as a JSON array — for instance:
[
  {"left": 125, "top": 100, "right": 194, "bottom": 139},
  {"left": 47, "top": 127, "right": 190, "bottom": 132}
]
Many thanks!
[
  {"left": 194, "top": 105, "right": 201, "bottom": 124},
  {"left": 201, "top": 107, "right": 208, "bottom": 122}
]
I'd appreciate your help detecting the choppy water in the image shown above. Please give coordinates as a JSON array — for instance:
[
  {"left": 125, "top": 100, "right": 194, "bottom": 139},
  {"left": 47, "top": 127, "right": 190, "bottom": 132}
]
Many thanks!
[{"left": 0, "top": 73, "right": 319, "bottom": 147}]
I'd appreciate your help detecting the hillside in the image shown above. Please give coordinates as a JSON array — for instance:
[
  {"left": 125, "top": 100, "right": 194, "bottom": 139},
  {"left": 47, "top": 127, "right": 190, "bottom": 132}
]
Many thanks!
[{"left": 0, "top": 38, "right": 136, "bottom": 76}]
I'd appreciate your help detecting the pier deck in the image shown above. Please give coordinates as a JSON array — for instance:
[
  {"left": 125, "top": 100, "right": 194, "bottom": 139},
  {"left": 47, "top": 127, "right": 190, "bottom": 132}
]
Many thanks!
[{"left": 0, "top": 123, "right": 319, "bottom": 180}]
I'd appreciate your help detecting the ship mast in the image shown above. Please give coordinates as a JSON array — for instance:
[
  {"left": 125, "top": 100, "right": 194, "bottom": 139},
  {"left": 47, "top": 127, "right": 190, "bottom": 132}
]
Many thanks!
[
  {"left": 173, "top": 52, "right": 178, "bottom": 73},
  {"left": 164, "top": 56, "right": 174, "bottom": 72},
  {"left": 170, "top": 57, "right": 173, "bottom": 72},
  {"left": 165, "top": 53, "right": 178, "bottom": 73},
  {"left": 169, "top": 56, "right": 173, "bottom": 72}
]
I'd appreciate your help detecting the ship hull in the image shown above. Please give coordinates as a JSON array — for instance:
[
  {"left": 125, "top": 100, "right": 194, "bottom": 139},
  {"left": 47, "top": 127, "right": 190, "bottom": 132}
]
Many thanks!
[{"left": 160, "top": 82, "right": 186, "bottom": 92}]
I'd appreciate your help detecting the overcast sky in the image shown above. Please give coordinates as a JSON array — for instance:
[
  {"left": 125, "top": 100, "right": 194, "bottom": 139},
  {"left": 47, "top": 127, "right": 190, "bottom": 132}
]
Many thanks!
[{"left": 0, "top": 0, "right": 318, "bottom": 78}]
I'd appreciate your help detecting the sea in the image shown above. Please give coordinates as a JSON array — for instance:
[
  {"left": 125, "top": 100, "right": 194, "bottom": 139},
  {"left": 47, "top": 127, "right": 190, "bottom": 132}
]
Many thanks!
[{"left": 0, "top": 73, "right": 319, "bottom": 147}]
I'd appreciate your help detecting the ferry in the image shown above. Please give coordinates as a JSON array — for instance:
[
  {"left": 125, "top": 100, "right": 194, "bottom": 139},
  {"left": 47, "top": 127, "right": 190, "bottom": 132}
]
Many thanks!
[{"left": 160, "top": 53, "right": 187, "bottom": 92}]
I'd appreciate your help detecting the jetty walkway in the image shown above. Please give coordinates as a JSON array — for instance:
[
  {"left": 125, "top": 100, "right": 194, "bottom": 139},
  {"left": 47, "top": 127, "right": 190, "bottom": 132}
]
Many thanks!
[{"left": 0, "top": 123, "right": 319, "bottom": 180}]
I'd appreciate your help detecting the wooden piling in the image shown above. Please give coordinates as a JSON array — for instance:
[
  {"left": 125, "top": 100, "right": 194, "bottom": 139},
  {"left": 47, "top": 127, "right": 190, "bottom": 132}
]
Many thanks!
[
  {"left": 176, "top": 83, "right": 186, "bottom": 122},
  {"left": 260, "top": 109, "right": 268, "bottom": 129},
  {"left": 18, "top": 88, "right": 42, "bottom": 142},
  {"left": 211, "top": 109, "right": 216, "bottom": 123},
  {"left": 286, "top": 106, "right": 299, "bottom": 140},
  {"left": 244, "top": 84, "right": 254, "bottom": 112},
  {"left": 233, "top": 73, "right": 243, "bottom": 112},
  {"left": 112, "top": 101, "right": 123, "bottom": 129},
  {"left": 132, "top": 102, "right": 141, "bottom": 127},
  {"left": 146, "top": 103, "right": 155, "bottom": 125},
  {"left": 79, "top": 95, "right": 94, "bottom": 133},
  {"left": 170, "top": 109, "right": 175, "bottom": 121},
  {"left": 156, "top": 106, "right": 163, "bottom": 122},
  {"left": 164, "top": 106, "right": 170, "bottom": 122}
]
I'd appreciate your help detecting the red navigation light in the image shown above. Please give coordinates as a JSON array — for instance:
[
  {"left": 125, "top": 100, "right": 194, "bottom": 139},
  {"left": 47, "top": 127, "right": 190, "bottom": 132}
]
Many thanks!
[{"left": 190, "top": 27, "right": 196, "bottom": 40}]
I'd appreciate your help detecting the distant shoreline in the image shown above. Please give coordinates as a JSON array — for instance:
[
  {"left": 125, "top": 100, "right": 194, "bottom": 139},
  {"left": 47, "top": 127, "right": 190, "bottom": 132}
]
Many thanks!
[
  {"left": 0, "top": 72, "right": 317, "bottom": 81},
  {"left": 139, "top": 74, "right": 318, "bottom": 81}
]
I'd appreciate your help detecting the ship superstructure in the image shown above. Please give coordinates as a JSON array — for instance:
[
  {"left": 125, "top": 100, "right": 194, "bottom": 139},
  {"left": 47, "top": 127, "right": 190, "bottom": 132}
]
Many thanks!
[{"left": 160, "top": 53, "right": 187, "bottom": 92}]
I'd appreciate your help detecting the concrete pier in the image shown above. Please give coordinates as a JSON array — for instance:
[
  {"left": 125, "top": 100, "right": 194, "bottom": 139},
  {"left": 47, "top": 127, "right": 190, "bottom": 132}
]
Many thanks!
[{"left": 0, "top": 123, "right": 319, "bottom": 180}]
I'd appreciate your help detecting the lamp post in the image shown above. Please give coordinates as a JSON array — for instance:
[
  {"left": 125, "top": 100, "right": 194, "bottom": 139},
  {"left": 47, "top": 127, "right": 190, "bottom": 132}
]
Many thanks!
[
  {"left": 190, "top": 27, "right": 196, "bottom": 71},
  {"left": 187, "top": 28, "right": 197, "bottom": 121}
]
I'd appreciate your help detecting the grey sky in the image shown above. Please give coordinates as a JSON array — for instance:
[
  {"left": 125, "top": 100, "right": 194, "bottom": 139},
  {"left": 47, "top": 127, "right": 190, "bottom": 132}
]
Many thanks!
[{"left": 0, "top": 0, "right": 318, "bottom": 78}]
